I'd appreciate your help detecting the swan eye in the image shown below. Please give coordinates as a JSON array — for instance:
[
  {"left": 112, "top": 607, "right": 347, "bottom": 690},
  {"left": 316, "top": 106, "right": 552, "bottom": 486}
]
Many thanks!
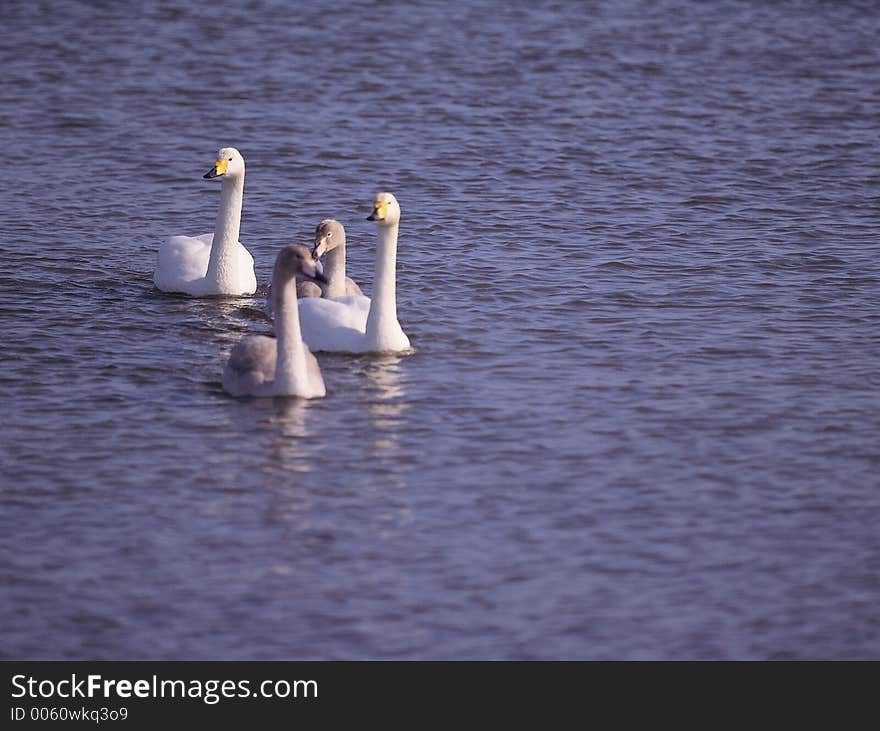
[
  {"left": 228, "top": 157, "right": 233, "bottom": 161},
  {"left": 327, "top": 231, "right": 333, "bottom": 238}
]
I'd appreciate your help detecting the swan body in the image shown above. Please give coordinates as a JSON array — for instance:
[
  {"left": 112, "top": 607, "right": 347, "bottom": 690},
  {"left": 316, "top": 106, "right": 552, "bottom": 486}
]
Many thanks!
[
  {"left": 298, "top": 193, "right": 411, "bottom": 354},
  {"left": 154, "top": 147, "right": 257, "bottom": 296},
  {"left": 298, "top": 295, "right": 372, "bottom": 352},
  {"left": 223, "top": 246, "right": 325, "bottom": 399},
  {"left": 297, "top": 276, "right": 361, "bottom": 298}
]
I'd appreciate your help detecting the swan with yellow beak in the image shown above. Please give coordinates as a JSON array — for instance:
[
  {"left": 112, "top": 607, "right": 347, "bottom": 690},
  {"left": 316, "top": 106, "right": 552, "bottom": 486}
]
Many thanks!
[
  {"left": 298, "top": 192, "right": 411, "bottom": 353},
  {"left": 154, "top": 147, "right": 257, "bottom": 296}
]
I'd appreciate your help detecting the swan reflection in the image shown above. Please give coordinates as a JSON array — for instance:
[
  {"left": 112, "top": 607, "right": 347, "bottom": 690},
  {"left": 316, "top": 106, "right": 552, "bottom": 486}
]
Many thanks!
[
  {"left": 265, "top": 397, "right": 317, "bottom": 473},
  {"left": 259, "top": 397, "right": 316, "bottom": 532},
  {"left": 361, "top": 354, "right": 412, "bottom": 498},
  {"left": 364, "top": 354, "right": 407, "bottom": 443}
]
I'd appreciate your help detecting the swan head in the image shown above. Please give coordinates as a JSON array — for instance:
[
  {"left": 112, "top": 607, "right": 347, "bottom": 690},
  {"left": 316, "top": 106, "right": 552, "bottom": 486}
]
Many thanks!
[
  {"left": 203, "top": 147, "right": 245, "bottom": 179},
  {"left": 367, "top": 192, "right": 400, "bottom": 226},
  {"left": 312, "top": 219, "right": 346, "bottom": 260},
  {"left": 274, "top": 245, "right": 323, "bottom": 284}
]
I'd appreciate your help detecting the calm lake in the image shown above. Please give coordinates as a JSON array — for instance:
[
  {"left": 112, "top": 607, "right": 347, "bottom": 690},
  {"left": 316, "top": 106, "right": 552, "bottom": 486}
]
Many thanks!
[{"left": 2, "top": 0, "right": 878, "bottom": 659}]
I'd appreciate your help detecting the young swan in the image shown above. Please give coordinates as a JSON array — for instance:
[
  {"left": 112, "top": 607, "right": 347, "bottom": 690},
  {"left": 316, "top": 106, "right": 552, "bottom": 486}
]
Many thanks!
[
  {"left": 264, "top": 249, "right": 326, "bottom": 320},
  {"left": 154, "top": 147, "right": 257, "bottom": 296},
  {"left": 223, "top": 246, "right": 326, "bottom": 398},
  {"left": 265, "top": 220, "right": 358, "bottom": 317},
  {"left": 299, "top": 219, "right": 364, "bottom": 298},
  {"left": 298, "top": 192, "right": 411, "bottom": 353}
]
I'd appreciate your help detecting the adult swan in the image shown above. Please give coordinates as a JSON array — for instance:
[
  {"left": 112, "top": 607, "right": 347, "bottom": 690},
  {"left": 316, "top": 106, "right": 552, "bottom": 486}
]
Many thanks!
[
  {"left": 299, "top": 192, "right": 411, "bottom": 353},
  {"left": 154, "top": 147, "right": 257, "bottom": 296}
]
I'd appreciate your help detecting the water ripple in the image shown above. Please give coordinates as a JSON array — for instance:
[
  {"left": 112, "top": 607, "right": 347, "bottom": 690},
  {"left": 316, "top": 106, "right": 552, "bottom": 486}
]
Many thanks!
[{"left": 1, "top": 0, "right": 879, "bottom": 660}]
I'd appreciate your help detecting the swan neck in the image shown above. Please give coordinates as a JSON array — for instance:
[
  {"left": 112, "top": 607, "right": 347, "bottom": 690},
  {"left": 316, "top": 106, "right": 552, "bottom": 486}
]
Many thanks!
[
  {"left": 324, "top": 243, "right": 347, "bottom": 298},
  {"left": 366, "top": 222, "right": 399, "bottom": 342},
  {"left": 206, "top": 172, "right": 244, "bottom": 283},
  {"left": 274, "top": 279, "right": 309, "bottom": 395}
]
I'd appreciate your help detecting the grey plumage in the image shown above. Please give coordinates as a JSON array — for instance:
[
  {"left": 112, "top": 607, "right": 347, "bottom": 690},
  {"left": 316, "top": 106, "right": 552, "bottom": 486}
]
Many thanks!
[{"left": 223, "top": 245, "right": 326, "bottom": 398}]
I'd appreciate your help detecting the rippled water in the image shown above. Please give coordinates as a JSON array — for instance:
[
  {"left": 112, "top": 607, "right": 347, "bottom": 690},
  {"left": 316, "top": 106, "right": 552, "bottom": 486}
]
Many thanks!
[{"left": 2, "top": 0, "right": 879, "bottom": 659}]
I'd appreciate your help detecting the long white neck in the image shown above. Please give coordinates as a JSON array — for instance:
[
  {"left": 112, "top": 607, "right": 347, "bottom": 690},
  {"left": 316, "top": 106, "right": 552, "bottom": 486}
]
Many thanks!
[
  {"left": 274, "top": 279, "right": 310, "bottom": 395},
  {"left": 206, "top": 172, "right": 244, "bottom": 286},
  {"left": 324, "top": 242, "right": 347, "bottom": 298},
  {"left": 365, "top": 221, "right": 399, "bottom": 347}
]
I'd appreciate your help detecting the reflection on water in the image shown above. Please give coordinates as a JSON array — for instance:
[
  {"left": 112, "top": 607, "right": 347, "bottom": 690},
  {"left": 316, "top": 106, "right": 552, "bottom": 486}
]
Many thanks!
[
  {"left": 364, "top": 355, "right": 408, "bottom": 451},
  {"left": 261, "top": 398, "right": 317, "bottom": 540},
  {"left": 248, "top": 394, "right": 322, "bottom": 487},
  {"left": 3, "top": 0, "right": 879, "bottom": 659},
  {"left": 363, "top": 357, "right": 415, "bottom": 539},
  {"left": 265, "top": 397, "right": 315, "bottom": 474},
  {"left": 361, "top": 356, "right": 410, "bottom": 495}
]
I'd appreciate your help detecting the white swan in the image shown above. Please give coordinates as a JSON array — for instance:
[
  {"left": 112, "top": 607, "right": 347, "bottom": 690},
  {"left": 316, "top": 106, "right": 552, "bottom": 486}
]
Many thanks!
[
  {"left": 154, "top": 147, "right": 257, "bottom": 296},
  {"left": 298, "top": 192, "right": 411, "bottom": 353},
  {"left": 223, "top": 245, "right": 326, "bottom": 399},
  {"left": 301, "top": 219, "right": 363, "bottom": 298}
]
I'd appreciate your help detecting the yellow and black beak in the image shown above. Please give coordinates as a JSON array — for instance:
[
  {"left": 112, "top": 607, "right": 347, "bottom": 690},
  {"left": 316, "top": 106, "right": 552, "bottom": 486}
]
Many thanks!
[
  {"left": 367, "top": 200, "right": 388, "bottom": 221},
  {"left": 203, "top": 158, "right": 229, "bottom": 179}
]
